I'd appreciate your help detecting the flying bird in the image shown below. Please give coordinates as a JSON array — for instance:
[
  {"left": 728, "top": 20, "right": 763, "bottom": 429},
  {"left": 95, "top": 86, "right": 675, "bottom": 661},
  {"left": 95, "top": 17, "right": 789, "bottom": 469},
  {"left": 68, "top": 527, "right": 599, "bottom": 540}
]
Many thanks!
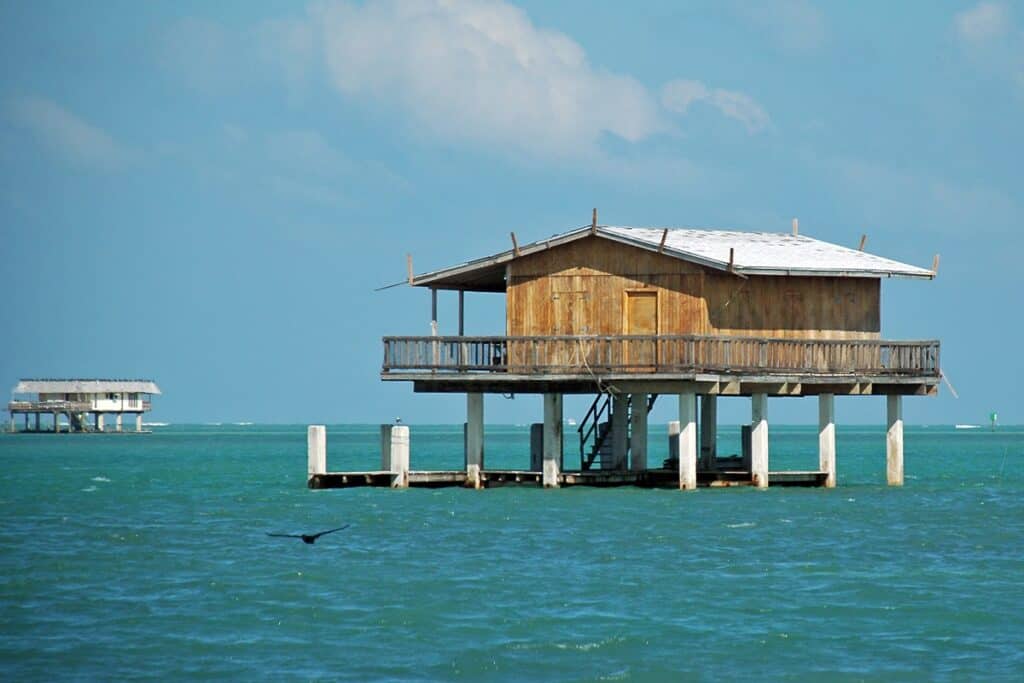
[{"left": 266, "top": 524, "right": 350, "bottom": 544}]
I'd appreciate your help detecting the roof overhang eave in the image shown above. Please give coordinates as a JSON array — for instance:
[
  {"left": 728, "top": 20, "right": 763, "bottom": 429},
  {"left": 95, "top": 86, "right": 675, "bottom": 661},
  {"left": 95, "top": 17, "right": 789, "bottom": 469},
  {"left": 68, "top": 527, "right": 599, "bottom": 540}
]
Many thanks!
[
  {"left": 410, "top": 226, "right": 595, "bottom": 289},
  {"left": 733, "top": 267, "right": 935, "bottom": 280}
]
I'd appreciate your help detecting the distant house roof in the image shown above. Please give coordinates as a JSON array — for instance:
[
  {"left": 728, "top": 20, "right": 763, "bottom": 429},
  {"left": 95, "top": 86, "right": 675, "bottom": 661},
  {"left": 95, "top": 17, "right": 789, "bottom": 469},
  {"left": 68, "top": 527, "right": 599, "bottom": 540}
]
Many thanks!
[
  {"left": 13, "top": 379, "right": 162, "bottom": 395},
  {"left": 411, "top": 226, "right": 935, "bottom": 291}
]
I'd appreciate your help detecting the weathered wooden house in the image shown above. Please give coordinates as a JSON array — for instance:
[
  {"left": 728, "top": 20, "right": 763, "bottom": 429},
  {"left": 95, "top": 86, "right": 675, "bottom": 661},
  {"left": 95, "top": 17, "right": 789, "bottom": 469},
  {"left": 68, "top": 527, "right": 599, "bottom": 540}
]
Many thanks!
[
  {"left": 7, "top": 379, "right": 161, "bottom": 433},
  {"left": 371, "top": 218, "right": 939, "bottom": 490}
]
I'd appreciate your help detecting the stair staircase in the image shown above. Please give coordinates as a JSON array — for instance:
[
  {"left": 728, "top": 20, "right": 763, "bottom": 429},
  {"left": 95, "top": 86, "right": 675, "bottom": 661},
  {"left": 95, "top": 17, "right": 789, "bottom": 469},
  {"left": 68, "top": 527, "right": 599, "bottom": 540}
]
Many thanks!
[{"left": 578, "top": 393, "right": 658, "bottom": 470}]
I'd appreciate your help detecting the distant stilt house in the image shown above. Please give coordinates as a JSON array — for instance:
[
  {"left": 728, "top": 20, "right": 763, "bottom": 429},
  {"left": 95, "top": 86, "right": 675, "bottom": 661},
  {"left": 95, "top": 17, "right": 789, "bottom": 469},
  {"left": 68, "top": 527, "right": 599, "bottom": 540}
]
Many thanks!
[
  {"left": 312, "top": 217, "right": 941, "bottom": 490},
  {"left": 7, "top": 379, "right": 161, "bottom": 433}
]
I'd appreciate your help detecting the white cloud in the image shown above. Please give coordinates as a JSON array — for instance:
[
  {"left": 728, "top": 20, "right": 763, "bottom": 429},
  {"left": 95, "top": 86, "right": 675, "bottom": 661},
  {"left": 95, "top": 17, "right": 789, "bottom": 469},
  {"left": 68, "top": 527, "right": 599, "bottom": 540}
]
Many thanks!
[
  {"left": 160, "top": 1, "right": 772, "bottom": 162},
  {"left": 661, "top": 80, "right": 770, "bottom": 134},
  {"left": 8, "top": 95, "right": 133, "bottom": 170},
  {"left": 312, "top": 0, "right": 668, "bottom": 159},
  {"left": 955, "top": 2, "right": 1010, "bottom": 43}
]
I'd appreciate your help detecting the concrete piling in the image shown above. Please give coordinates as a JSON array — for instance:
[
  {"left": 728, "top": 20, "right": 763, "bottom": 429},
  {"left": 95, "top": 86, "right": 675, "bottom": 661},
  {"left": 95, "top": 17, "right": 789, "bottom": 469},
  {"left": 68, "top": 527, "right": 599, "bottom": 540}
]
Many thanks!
[
  {"left": 465, "top": 393, "right": 484, "bottom": 489},
  {"left": 819, "top": 393, "right": 836, "bottom": 488},
  {"left": 751, "top": 393, "right": 769, "bottom": 489},
  {"left": 678, "top": 392, "right": 697, "bottom": 490},
  {"left": 307, "top": 425, "right": 326, "bottom": 478},
  {"left": 390, "top": 425, "right": 410, "bottom": 488},
  {"left": 887, "top": 395, "right": 903, "bottom": 486},
  {"left": 542, "top": 393, "right": 562, "bottom": 487}
]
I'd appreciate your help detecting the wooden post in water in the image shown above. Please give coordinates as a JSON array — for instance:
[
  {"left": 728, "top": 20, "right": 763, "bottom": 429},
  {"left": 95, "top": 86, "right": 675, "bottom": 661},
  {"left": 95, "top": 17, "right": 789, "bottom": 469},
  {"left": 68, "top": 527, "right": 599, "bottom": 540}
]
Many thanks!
[
  {"left": 629, "top": 393, "right": 647, "bottom": 471},
  {"left": 542, "top": 393, "right": 562, "bottom": 487},
  {"left": 678, "top": 392, "right": 697, "bottom": 490},
  {"left": 887, "top": 395, "right": 903, "bottom": 486},
  {"left": 307, "top": 425, "right": 326, "bottom": 479},
  {"left": 465, "top": 393, "right": 484, "bottom": 489},
  {"left": 115, "top": 413, "right": 123, "bottom": 433},
  {"left": 819, "top": 394, "right": 836, "bottom": 487},
  {"left": 751, "top": 393, "right": 769, "bottom": 489}
]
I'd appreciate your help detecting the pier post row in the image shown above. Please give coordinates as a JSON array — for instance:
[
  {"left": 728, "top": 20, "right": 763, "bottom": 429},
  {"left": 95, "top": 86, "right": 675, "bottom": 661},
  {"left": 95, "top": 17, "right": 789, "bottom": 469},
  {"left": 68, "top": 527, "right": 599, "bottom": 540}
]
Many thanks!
[
  {"left": 7, "top": 379, "right": 161, "bottom": 434},
  {"left": 311, "top": 219, "right": 940, "bottom": 490}
]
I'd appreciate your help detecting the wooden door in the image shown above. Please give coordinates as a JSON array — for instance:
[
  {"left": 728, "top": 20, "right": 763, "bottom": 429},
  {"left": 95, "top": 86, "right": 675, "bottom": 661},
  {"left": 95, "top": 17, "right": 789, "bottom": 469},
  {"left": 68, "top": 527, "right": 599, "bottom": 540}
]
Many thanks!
[{"left": 625, "top": 290, "right": 658, "bottom": 369}]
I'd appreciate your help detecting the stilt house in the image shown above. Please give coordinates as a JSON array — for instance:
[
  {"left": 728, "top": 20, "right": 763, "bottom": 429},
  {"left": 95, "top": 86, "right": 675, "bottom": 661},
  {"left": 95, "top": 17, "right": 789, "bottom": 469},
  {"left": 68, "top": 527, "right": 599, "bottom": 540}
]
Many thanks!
[
  {"left": 375, "top": 219, "right": 940, "bottom": 490},
  {"left": 8, "top": 379, "right": 161, "bottom": 433}
]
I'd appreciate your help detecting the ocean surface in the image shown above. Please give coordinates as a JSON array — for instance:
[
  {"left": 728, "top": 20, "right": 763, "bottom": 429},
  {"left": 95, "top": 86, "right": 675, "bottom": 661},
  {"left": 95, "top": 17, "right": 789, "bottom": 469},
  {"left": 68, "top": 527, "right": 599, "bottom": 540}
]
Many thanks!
[{"left": 1, "top": 423, "right": 1022, "bottom": 681}]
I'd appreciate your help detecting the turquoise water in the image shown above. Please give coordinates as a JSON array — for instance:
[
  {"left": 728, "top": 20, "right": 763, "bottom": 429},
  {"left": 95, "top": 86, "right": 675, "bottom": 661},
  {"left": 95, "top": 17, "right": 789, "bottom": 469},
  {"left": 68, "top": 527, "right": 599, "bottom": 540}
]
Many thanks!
[{"left": 1, "top": 424, "right": 1022, "bottom": 680}]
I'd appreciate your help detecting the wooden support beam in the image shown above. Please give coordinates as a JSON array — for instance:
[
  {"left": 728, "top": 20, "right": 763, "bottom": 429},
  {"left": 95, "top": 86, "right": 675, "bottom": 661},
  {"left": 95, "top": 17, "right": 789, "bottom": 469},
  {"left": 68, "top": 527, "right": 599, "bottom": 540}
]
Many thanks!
[
  {"left": 658, "top": 228, "right": 669, "bottom": 253},
  {"left": 727, "top": 248, "right": 748, "bottom": 279},
  {"left": 792, "top": 218, "right": 799, "bottom": 236},
  {"left": 510, "top": 231, "right": 521, "bottom": 257},
  {"left": 591, "top": 208, "right": 598, "bottom": 234},
  {"left": 630, "top": 393, "right": 648, "bottom": 471},
  {"left": 612, "top": 394, "right": 629, "bottom": 470},
  {"left": 430, "top": 288, "right": 438, "bottom": 336},
  {"left": 931, "top": 254, "right": 940, "bottom": 277},
  {"left": 458, "top": 290, "right": 465, "bottom": 336},
  {"left": 858, "top": 234, "right": 867, "bottom": 251},
  {"left": 407, "top": 254, "right": 414, "bottom": 284}
]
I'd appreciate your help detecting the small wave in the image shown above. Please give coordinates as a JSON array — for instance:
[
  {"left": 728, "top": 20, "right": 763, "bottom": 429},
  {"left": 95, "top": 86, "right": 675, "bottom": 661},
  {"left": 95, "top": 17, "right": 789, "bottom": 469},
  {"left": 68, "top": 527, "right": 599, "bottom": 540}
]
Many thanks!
[
  {"left": 234, "top": 422, "right": 254, "bottom": 426},
  {"left": 726, "top": 522, "right": 756, "bottom": 528},
  {"left": 81, "top": 486, "right": 97, "bottom": 492},
  {"left": 143, "top": 422, "right": 169, "bottom": 427},
  {"left": 92, "top": 476, "right": 110, "bottom": 482}
]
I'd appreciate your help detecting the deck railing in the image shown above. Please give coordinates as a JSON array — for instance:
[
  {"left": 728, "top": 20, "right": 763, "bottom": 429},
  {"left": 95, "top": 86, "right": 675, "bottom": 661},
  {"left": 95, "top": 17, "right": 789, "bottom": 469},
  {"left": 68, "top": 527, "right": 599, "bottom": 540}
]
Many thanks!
[
  {"left": 7, "top": 400, "right": 94, "bottom": 412},
  {"left": 382, "top": 335, "right": 940, "bottom": 377}
]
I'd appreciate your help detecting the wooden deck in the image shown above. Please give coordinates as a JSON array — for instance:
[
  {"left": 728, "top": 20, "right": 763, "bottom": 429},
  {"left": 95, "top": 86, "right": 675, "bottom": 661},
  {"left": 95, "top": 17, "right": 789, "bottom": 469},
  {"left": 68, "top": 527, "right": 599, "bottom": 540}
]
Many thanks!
[
  {"left": 381, "top": 335, "right": 940, "bottom": 396},
  {"left": 308, "top": 468, "right": 828, "bottom": 489}
]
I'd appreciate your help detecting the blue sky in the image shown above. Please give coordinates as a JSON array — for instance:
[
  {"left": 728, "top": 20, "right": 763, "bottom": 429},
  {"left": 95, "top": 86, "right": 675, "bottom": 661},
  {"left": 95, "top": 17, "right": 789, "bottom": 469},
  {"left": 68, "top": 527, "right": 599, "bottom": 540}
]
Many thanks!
[{"left": 1, "top": 0, "right": 1021, "bottom": 426}]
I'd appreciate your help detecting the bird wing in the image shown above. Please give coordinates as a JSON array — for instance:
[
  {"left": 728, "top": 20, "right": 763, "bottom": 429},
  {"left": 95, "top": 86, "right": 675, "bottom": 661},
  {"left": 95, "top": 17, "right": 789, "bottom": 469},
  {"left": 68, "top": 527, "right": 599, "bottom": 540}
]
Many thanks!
[
  {"left": 310, "top": 524, "right": 351, "bottom": 539},
  {"left": 266, "top": 533, "right": 303, "bottom": 538}
]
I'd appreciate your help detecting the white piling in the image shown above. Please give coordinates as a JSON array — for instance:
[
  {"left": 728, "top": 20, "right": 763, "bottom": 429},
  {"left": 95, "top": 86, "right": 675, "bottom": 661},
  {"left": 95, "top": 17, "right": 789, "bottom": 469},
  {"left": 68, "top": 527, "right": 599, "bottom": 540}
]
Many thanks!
[
  {"left": 751, "top": 393, "right": 769, "bottom": 489},
  {"left": 887, "top": 395, "right": 903, "bottom": 486},
  {"left": 678, "top": 393, "right": 697, "bottom": 490},
  {"left": 543, "top": 393, "right": 562, "bottom": 487},
  {"left": 390, "top": 425, "right": 410, "bottom": 488},
  {"left": 307, "top": 425, "right": 327, "bottom": 479},
  {"left": 465, "top": 393, "right": 484, "bottom": 489},
  {"left": 819, "top": 393, "right": 836, "bottom": 488}
]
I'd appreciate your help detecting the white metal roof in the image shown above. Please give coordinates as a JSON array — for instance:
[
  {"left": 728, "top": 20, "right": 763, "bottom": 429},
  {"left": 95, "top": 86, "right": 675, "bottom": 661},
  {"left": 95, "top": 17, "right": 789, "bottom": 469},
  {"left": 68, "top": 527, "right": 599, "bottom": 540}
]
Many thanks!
[
  {"left": 13, "top": 379, "right": 162, "bottom": 395},
  {"left": 602, "top": 227, "right": 935, "bottom": 278},
  {"left": 410, "top": 225, "right": 935, "bottom": 290}
]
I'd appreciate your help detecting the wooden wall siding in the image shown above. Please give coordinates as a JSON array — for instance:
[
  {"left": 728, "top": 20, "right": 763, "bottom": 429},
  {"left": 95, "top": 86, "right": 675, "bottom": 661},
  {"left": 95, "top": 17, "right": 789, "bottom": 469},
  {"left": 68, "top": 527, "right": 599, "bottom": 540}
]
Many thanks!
[{"left": 506, "top": 236, "right": 881, "bottom": 342}]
